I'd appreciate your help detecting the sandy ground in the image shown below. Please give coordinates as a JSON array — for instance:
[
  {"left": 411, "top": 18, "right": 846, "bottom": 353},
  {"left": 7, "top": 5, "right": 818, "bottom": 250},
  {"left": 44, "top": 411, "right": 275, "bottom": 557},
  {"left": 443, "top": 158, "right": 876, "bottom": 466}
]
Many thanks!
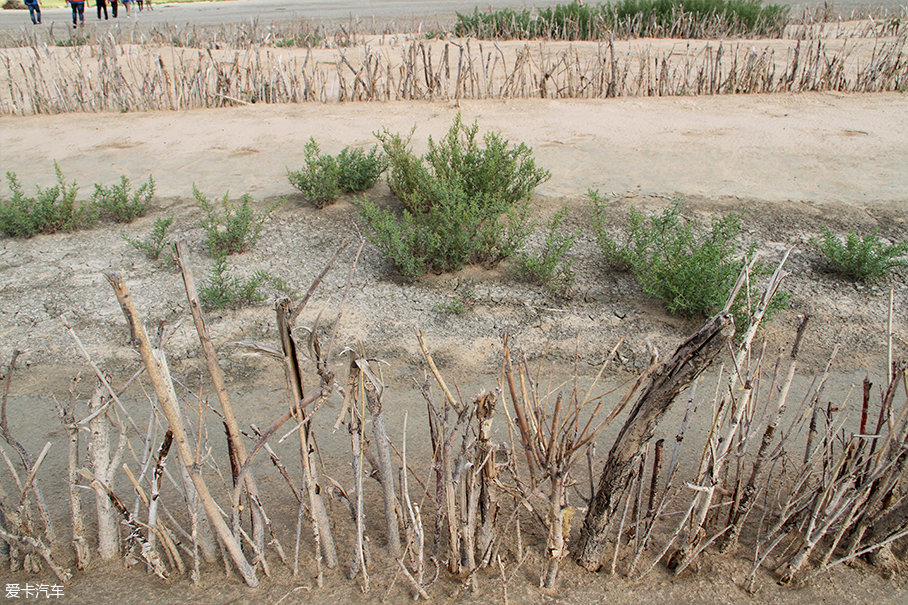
[
  {"left": 1, "top": 33, "right": 907, "bottom": 602},
  {"left": 3, "top": 93, "right": 907, "bottom": 205}
]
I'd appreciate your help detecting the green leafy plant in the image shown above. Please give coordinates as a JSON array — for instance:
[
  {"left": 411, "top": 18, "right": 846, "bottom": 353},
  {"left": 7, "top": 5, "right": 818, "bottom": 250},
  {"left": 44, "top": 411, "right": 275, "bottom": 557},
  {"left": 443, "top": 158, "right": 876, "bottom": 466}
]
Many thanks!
[
  {"left": 91, "top": 175, "right": 156, "bottom": 223},
  {"left": 434, "top": 290, "right": 477, "bottom": 315},
  {"left": 513, "top": 204, "right": 578, "bottom": 295},
  {"left": 288, "top": 139, "right": 387, "bottom": 208},
  {"left": 194, "top": 187, "right": 277, "bottom": 255},
  {"left": 336, "top": 146, "right": 388, "bottom": 194},
  {"left": 454, "top": 0, "right": 789, "bottom": 40},
  {"left": 357, "top": 116, "right": 548, "bottom": 280},
  {"left": 56, "top": 36, "right": 90, "bottom": 47},
  {"left": 590, "top": 193, "right": 785, "bottom": 329},
  {"left": 812, "top": 227, "right": 908, "bottom": 281},
  {"left": 124, "top": 216, "right": 174, "bottom": 263},
  {"left": 198, "top": 254, "right": 270, "bottom": 310},
  {"left": 0, "top": 163, "right": 93, "bottom": 238}
]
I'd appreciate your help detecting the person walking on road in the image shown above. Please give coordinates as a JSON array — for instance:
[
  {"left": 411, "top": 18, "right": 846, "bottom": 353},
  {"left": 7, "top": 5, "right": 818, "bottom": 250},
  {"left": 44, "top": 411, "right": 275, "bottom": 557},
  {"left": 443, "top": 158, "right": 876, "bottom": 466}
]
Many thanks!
[
  {"left": 97, "top": 0, "right": 109, "bottom": 20},
  {"left": 67, "top": 0, "right": 86, "bottom": 28},
  {"left": 24, "top": 0, "right": 42, "bottom": 25}
]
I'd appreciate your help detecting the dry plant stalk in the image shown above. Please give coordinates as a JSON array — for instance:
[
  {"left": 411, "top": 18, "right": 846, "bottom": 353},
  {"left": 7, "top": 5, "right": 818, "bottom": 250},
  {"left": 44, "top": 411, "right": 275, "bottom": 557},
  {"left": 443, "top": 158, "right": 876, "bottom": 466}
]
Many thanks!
[
  {"left": 53, "top": 384, "right": 91, "bottom": 569},
  {"left": 275, "top": 297, "right": 337, "bottom": 579},
  {"left": 174, "top": 240, "right": 266, "bottom": 554},
  {"left": 576, "top": 311, "right": 735, "bottom": 571},
  {"left": 106, "top": 272, "right": 258, "bottom": 587},
  {"left": 502, "top": 333, "right": 631, "bottom": 588}
]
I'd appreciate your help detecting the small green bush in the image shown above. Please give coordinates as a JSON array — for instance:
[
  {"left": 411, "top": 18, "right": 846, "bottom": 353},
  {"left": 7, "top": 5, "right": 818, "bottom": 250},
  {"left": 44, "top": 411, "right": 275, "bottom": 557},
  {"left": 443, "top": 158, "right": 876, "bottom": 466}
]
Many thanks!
[
  {"left": 590, "top": 193, "right": 785, "bottom": 328},
  {"left": 513, "top": 204, "right": 578, "bottom": 295},
  {"left": 358, "top": 116, "right": 548, "bottom": 280},
  {"left": 124, "top": 215, "right": 174, "bottom": 263},
  {"left": 194, "top": 187, "right": 277, "bottom": 255},
  {"left": 288, "top": 138, "right": 386, "bottom": 208},
  {"left": 91, "top": 175, "right": 156, "bottom": 223},
  {"left": 0, "top": 163, "right": 93, "bottom": 238},
  {"left": 198, "top": 255, "right": 295, "bottom": 311},
  {"left": 812, "top": 227, "right": 908, "bottom": 281},
  {"left": 198, "top": 254, "right": 270, "bottom": 310},
  {"left": 433, "top": 290, "right": 477, "bottom": 315},
  {"left": 337, "top": 146, "right": 388, "bottom": 194}
]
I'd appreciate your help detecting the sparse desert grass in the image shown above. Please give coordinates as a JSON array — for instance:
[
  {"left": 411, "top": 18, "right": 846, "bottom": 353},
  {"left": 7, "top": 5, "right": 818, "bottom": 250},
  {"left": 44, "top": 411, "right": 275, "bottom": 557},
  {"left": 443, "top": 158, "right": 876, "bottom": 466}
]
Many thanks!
[
  {"left": 124, "top": 215, "right": 174, "bottom": 264},
  {"left": 590, "top": 192, "right": 787, "bottom": 327},
  {"left": 91, "top": 175, "right": 156, "bottom": 223},
  {"left": 198, "top": 253, "right": 270, "bottom": 310},
  {"left": 513, "top": 204, "right": 578, "bottom": 295}
]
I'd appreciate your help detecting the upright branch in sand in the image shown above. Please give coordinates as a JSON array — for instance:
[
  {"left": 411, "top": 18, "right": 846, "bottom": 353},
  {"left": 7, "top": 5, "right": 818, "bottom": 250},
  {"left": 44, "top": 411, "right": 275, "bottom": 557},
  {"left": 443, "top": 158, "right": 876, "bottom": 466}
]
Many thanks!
[
  {"left": 84, "top": 381, "right": 127, "bottom": 561},
  {"left": 335, "top": 348, "right": 402, "bottom": 587},
  {"left": 503, "top": 332, "right": 635, "bottom": 588},
  {"left": 0, "top": 351, "right": 67, "bottom": 581},
  {"left": 417, "top": 330, "right": 504, "bottom": 586},
  {"left": 575, "top": 311, "right": 735, "bottom": 571},
  {"left": 237, "top": 241, "right": 359, "bottom": 585},
  {"left": 106, "top": 272, "right": 259, "bottom": 587},
  {"left": 174, "top": 240, "right": 266, "bottom": 555},
  {"left": 52, "top": 380, "right": 90, "bottom": 569}
]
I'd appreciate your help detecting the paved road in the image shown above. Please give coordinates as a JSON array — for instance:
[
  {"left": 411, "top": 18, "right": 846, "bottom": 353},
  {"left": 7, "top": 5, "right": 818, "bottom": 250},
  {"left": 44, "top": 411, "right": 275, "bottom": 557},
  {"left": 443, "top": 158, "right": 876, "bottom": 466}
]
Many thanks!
[
  {"left": 1, "top": 0, "right": 897, "bottom": 35},
  {"left": 0, "top": 0, "right": 550, "bottom": 34}
]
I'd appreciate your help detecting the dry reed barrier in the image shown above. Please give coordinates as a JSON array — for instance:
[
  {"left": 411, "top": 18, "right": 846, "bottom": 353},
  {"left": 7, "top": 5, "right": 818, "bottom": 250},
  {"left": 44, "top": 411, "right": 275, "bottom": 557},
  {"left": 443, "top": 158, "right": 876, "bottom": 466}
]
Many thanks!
[
  {"left": 1, "top": 28, "right": 905, "bottom": 115},
  {"left": 1, "top": 245, "right": 906, "bottom": 598}
]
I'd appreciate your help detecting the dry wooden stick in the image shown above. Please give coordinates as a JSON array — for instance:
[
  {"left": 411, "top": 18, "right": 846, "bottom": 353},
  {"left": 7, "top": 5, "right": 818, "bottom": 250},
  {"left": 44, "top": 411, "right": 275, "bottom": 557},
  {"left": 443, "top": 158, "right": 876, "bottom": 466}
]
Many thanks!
[
  {"left": 275, "top": 297, "right": 336, "bottom": 580},
  {"left": 359, "top": 357, "right": 402, "bottom": 557},
  {"left": 53, "top": 390, "right": 90, "bottom": 569},
  {"left": 79, "top": 469, "right": 169, "bottom": 580},
  {"left": 576, "top": 311, "right": 735, "bottom": 571},
  {"left": 106, "top": 272, "right": 258, "bottom": 587},
  {"left": 174, "top": 240, "right": 265, "bottom": 552}
]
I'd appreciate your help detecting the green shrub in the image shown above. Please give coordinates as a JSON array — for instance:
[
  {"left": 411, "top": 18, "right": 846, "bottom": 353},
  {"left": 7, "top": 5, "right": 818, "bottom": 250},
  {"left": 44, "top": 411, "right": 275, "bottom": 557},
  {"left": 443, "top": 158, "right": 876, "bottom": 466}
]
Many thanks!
[
  {"left": 513, "top": 204, "right": 578, "bottom": 295},
  {"left": 91, "top": 175, "right": 156, "bottom": 223},
  {"left": 124, "top": 216, "right": 174, "bottom": 263},
  {"left": 198, "top": 254, "right": 270, "bottom": 310},
  {"left": 198, "top": 254, "right": 296, "bottom": 311},
  {"left": 590, "top": 193, "right": 785, "bottom": 328},
  {"left": 434, "top": 290, "right": 477, "bottom": 315},
  {"left": 194, "top": 187, "right": 277, "bottom": 255},
  {"left": 0, "top": 163, "right": 93, "bottom": 238},
  {"left": 288, "top": 138, "right": 386, "bottom": 208},
  {"left": 812, "top": 227, "right": 908, "bottom": 281},
  {"left": 337, "top": 146, "right": 388, "bottom": 194},
  {"left": 358, "top": 116, "right": 548, "bottom": 280}
]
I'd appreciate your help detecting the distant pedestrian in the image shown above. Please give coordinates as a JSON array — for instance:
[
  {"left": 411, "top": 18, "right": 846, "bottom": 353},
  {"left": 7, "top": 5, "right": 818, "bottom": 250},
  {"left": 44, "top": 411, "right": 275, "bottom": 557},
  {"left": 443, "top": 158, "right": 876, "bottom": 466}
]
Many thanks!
[
  {"left": 137, "top": 0, "right": 143, "bottom": 10},
  {"left": 23, "top": 0, "right": 41, "bottom": 25},
  {"left": 121, "top": 0, "right": 132, "bottom": 17},
  {"left": 111, "top": 0, "right": 118, "bottom": 18},
  {"left": 97, "top": 0, "right": 109, "bottom": 20},
  {"left": 67, "top": 0, "right": 85, "bottom": 28}
]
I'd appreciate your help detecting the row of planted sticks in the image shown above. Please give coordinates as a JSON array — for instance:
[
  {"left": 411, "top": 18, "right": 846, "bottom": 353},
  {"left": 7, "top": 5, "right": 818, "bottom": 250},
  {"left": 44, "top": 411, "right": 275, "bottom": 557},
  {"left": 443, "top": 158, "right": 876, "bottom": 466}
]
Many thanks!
[
  {"left": 1, "top": 243, "right": 907, "bottom": 597},
  {"left": 2, "top": 31, "right": 907, "bottom": 115}
]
